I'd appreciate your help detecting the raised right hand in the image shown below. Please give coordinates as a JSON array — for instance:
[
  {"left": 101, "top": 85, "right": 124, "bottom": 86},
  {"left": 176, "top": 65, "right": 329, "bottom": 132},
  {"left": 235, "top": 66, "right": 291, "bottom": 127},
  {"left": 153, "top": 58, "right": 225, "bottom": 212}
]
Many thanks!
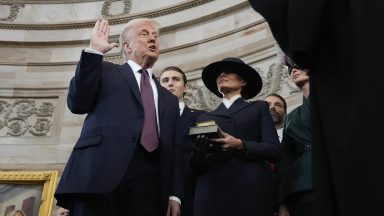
[{"left": 89, "top": 19, "right": 119, "bottom": 54}]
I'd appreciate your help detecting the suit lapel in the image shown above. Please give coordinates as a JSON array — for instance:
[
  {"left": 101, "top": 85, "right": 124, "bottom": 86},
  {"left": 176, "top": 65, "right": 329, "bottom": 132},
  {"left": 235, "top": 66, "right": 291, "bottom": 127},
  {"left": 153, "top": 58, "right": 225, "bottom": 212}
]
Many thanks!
[
  {"left": 228, "top": 98, "right": 252, "bottom": 114},
  {"left": 207, "top": 103, "right": 232, "bottom": 118},
  {"left": 118, "top": 63, "right": 141, "bottom": 105},
  {"left": 180, "top": 106, "right": 195, "bottom": 129},
  {"left": 154, "top": 77, "right": 167, "bottom": 122}
]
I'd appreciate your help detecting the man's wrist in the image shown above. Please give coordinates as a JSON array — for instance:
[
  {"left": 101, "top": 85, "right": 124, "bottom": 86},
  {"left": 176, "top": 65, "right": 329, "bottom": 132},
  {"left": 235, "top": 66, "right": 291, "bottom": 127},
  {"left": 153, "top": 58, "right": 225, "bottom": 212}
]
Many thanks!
[{"left": 84, "top": 47, "right": 104, "bottom": 56}]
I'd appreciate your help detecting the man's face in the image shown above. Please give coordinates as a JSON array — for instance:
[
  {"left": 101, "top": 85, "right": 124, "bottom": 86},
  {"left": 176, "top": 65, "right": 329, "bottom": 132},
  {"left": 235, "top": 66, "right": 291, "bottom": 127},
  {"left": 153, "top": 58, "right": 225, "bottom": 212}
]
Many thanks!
[
  {"left": 265, "top": 95, "right": 286, "bottom": 125},
  {"left": 123, "top": 23, "right": 159, "bottom": 68},
  {"left": 160, "top": 70, "right": 187, "bottom": 101}
]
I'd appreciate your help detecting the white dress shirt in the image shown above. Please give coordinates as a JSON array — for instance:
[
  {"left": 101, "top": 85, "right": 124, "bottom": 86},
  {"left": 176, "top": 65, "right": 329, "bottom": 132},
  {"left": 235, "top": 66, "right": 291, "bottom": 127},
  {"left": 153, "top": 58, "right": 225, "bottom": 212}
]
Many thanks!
[
  {"left": 179, "top": 101, "right": 185, "bottom": 116},
  {"left": 222, "top": 94, "right": 242, "bottom": 109},
  {"left": 277, "top": 127, "right": 283, "bottom": 142}
]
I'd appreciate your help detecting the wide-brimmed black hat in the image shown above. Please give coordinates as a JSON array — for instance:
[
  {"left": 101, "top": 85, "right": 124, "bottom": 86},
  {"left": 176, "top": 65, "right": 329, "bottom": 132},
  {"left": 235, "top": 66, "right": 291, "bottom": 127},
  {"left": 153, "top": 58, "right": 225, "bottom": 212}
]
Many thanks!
[{"left": 202, "top": 57, "right": 263, "bottom": 99}]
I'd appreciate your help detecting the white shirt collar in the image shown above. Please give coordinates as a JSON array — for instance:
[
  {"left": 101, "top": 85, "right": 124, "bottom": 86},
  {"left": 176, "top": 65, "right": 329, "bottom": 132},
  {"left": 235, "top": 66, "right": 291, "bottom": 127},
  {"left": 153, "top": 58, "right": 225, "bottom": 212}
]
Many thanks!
[
  {"left": 127, "top": 60, "right": 154, "bottom": 77},
  {"left": 277, "top": 127, "right": 283, "bottom": 142},
  {"left": 179, "top": 102, "right": 185, "bottom": 116},
  {"left": 222, "top": 94, "right": 242, "bottom": 109}
]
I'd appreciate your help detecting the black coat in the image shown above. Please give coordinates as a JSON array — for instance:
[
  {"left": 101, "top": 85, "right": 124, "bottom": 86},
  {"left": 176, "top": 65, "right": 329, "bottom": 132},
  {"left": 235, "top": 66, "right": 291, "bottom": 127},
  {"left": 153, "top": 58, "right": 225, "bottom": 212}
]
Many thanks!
[
  {"left": 179, "top": 106, "right": 204, "bottom": 216},
  {"left": 55, "top": 51, "right": 183, "bottom": 214},
  {"left": 249, "top": 1, "right": 384, "bottom": 215},
  {"left": 192, "top": 99, "right": 281, "bottom": 216}
]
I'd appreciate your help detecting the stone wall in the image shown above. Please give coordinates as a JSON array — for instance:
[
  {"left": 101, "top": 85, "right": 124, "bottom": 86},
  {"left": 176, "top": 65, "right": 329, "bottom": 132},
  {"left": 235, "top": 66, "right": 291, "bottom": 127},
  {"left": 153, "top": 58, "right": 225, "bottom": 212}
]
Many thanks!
[{"left": 0, "top": 0, "right": 302, "bottom": 181}]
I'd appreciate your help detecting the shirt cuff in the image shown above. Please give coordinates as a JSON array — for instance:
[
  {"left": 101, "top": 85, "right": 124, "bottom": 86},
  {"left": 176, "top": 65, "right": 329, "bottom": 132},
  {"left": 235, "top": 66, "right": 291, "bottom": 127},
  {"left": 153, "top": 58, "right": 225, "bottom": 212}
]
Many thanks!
[
  {"left": 84, "top": 47, "right": 104, "bottom": 56},
  {"left": 169, "top": 196, "right": 181, "bottom": 205}
]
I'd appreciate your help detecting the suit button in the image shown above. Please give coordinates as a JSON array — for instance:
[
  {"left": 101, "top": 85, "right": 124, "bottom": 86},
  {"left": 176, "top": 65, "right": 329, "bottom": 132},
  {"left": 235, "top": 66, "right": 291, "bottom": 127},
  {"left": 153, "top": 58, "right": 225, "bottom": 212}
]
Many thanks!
[
  {"left": 131, "top": 137, "right": 136, "bottom": 142},
  {"left": 138, "top": 113, "right": 144, "bottom": 119}
]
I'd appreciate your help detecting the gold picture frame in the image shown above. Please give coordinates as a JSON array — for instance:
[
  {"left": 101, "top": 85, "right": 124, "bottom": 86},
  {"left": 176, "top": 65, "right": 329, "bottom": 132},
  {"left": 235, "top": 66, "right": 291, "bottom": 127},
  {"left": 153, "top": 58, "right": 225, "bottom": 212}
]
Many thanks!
[{"left": 0, "top": 171, "right": 58, "bottom": 216}]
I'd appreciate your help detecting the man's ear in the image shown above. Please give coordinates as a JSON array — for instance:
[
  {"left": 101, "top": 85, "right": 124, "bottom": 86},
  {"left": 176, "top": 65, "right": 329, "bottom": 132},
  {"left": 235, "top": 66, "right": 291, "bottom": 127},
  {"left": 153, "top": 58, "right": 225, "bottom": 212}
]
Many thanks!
[
  {"left": 124, "top": 42, "right": 131, "bottom": 53},
  {"left": 184, "top": 83, "right": 189, "bottom": 93}
]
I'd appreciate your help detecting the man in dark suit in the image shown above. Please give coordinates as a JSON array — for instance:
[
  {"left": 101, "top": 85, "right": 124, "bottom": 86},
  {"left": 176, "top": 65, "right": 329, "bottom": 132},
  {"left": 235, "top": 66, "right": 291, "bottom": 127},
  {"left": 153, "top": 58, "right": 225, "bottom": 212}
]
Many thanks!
[
  {"left": 248, "top": 1, "right": 384, "bottom": 215},
  {"left": 265, "top": 93, "right": 287, "bottom": 215},
  {"left": 159, "top": 66, "right": 204, "bottom": 216},
  {"left": 55, "top": 18, "right": 182, "bottom": 216}
]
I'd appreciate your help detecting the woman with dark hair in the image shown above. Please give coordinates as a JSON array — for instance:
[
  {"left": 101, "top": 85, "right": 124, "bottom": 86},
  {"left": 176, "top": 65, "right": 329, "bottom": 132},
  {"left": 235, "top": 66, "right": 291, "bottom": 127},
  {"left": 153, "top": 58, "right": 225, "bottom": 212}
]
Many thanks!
[
  {"left": 277, "top": 58, "right": 312, "bottom": 216},
  {"left": 191, "top": 57, "right": 281, "bottom": 216}
]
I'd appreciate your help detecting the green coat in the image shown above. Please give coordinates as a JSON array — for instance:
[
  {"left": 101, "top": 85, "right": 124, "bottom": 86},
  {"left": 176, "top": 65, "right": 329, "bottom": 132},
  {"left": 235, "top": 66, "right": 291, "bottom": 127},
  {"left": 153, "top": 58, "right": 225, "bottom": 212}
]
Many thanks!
[{"left": 278, "top": 96, "right": 311, "bottom": 204}]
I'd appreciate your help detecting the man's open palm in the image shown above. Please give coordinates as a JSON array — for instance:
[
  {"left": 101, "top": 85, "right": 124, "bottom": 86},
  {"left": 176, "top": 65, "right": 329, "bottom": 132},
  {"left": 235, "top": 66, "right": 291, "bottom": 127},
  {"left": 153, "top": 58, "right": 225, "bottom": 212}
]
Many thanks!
[{"left": 90, "top": 20, "right": 119, "bottom": 54}]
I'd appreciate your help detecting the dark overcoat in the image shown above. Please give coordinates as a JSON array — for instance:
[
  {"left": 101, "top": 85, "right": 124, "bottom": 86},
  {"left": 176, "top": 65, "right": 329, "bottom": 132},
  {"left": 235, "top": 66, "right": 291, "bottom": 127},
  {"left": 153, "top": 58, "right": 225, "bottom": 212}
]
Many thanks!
[
  {"left": 248, "top": 1, "right": 384, "bottom": 215},
  {"left": 192, "top": 98, "right": 281, "bottom": 216}
]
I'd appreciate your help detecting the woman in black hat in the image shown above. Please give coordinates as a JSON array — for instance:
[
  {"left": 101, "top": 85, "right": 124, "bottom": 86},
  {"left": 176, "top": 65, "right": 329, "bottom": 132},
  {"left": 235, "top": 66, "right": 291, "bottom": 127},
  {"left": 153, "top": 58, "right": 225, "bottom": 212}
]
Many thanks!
[{"left": 191, "top": 57, "right": 281, "bottom": 216}]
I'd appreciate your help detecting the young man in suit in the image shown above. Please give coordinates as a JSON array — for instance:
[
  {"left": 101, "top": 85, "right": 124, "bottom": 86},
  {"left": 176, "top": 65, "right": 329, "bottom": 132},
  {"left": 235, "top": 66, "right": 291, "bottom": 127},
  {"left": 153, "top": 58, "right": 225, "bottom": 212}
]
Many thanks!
[
  {"left": 55, "top": 18, "right": 182, "bottom": 216},
  {"left": 160, "top": 66, "right": 204, "bottom": 216}
]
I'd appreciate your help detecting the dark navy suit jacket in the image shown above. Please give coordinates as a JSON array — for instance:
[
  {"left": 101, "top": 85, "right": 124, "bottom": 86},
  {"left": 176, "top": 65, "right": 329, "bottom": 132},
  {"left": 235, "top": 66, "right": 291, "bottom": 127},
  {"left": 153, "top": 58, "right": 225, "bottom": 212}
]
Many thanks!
[
  {"left": 179, "top": 105, "right": 204, "bottom": 216},
  {"left": 55, "top": 51, "right": 183, "bottom": 212},
  {"left": 180, "top": 106, "right": 204, "bottom": 171}
]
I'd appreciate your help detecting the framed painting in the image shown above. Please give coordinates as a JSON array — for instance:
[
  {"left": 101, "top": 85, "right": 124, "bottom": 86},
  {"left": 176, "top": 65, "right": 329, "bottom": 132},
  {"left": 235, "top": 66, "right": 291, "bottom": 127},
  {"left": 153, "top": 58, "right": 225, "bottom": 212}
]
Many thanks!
[{"left": 0, "top": 171, "right": 58, "bottom": 216}]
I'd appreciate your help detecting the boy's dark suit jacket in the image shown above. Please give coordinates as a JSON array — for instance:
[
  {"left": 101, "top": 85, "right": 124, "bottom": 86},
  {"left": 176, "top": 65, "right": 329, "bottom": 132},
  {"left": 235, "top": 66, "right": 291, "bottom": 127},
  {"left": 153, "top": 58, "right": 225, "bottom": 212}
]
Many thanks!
[
  {"left": 192, "top": 99, "right": 281, "bottom": 216},
  {"left": 179, "top": 105, "right": 204, "bottom": 216},
  {"left": 55, "top": 51, "right": 183, "bottom": 213},
  {"left": 249, "top": 0, "right": 384, "bottom": 215}
]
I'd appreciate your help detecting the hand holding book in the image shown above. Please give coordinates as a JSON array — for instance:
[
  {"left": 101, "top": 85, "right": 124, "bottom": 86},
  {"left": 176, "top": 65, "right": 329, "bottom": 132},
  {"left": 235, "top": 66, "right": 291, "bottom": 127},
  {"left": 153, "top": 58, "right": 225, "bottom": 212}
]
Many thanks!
[{"left": 189, "top": 121, "right": 244, "bottom": 153}]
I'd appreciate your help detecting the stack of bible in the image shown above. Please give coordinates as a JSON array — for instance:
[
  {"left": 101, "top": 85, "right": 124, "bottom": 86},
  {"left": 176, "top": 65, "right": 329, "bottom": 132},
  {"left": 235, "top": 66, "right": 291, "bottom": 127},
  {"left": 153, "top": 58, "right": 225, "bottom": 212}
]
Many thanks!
[{"left": 189, "top": 120, "right": 224, "bottom": 152}]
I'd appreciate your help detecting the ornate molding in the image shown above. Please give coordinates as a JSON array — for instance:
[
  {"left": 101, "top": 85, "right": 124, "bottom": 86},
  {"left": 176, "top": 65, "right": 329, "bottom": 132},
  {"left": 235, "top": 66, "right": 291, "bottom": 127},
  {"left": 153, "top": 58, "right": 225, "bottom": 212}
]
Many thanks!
[
  {"left": 101, "top": 0, "right": 132, "bottom": 18},
  {"left": 0, "top": 20, "right": 263, "bottom": 66},
  {"left": 185, "top": 80, "right": 221, "bottom": 111},
  {"left": 0, "top": 98, "right": 57, "bottom": 137},
  {"left": 0, "top": 3, "right": 24, "bottom": 22},
  {"left": 0, "top": 0, "right": 102, "bottom": 3},
  {"left": 0, "top": 171, "right": 57, "bottom": 181},
  {"left": 0, "top": 0, "right": 215, "bottom": 30}
]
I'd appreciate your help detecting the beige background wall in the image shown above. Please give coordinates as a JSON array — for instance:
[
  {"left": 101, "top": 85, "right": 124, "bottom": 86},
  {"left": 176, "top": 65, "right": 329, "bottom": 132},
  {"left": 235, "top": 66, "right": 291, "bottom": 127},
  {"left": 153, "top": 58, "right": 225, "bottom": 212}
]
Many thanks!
[{"left": 0, "top": 0, "right": 302, "bottom": 213}]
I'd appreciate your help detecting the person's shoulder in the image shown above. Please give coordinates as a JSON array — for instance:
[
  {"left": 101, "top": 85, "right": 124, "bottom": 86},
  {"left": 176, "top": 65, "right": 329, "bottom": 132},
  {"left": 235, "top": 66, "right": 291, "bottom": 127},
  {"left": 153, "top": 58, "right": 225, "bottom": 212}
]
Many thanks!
[
  {"left": 250, "top": 99, "right": 268, "bottom": 104},
  {"left": 102, "top": 59, "right": 120, "bottom": 68},
  {"left": 248, "top": 99, "right": 269, "bottom": 108},
  {"left": 286, "top": 106, "right": 300, "bottom": 119},
  {"left": 159, "top": 87, "right": 179, "bottom": 104}
]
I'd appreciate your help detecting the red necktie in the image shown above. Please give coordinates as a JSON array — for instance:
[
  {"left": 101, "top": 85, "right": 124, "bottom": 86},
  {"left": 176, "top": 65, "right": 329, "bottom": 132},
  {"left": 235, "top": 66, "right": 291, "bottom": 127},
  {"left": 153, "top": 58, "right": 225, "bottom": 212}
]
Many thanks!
[{"left": 140, "top": 69, "right": 159, "bottom": 152}]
